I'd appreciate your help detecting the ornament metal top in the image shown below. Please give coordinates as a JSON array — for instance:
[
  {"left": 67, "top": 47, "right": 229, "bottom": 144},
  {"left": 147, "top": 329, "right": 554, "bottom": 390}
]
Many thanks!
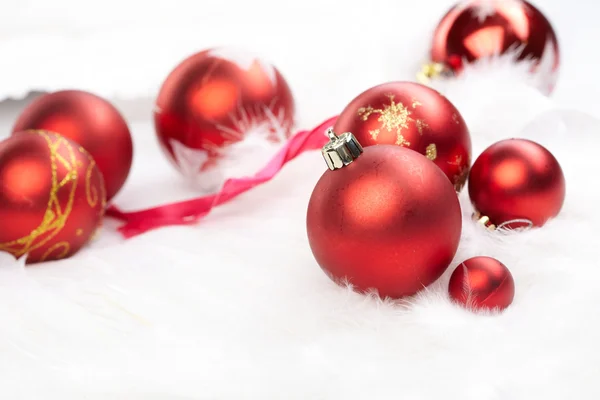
[{"left": 321, "top": 128, "right": 364, "bottom": 171}]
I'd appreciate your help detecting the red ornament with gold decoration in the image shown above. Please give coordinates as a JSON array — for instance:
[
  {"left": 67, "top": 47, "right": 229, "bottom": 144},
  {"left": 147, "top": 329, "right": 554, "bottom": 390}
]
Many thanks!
[
  {"left": 333, "top": 81, "right": 471, "bottom": 191},
  {"left": 0, "top": 131, "right": 106, "bottom": 264},
  {"left": 421, "top": 0, "right": 559, "bottom": 95},
  {"left": 448, "top": 256, "right": 515, "bottom": 311},
  {"left": 154, "top": 47, "right": 295, "bottom": 190},
  {"left": 12, "top": 90, "right": 133, "bottom": 201},
  {"left": 306, "top": 129, "right": 462, "bottom": 299},
  {"left": 468, "top": 138, "right": 565, "bottom": 230}
]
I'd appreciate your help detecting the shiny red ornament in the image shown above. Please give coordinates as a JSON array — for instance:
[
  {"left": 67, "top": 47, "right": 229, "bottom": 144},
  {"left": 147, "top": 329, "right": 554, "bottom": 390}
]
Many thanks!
[
  {"left": 427, "top": 0, "right": 559, "bottom": 95},
  {"left": 334, "top": 81, "right": 471, "bottom": 191},
  {"left": 12, "top": 90, "right": 133, "bottom": 201},
  {"left": 307, "top": 130, "right": 462, "bottom": 299},
  {"left": 0, "top": 131, "right": 106, "bottom": 264},
  {"left": 154, "top": 47, "right": 295, "bottom": 184},
  {"left": 448, "top": 256, "right": 515, "bottom": 311},
  {"left": 468, "top": 138, "right": 565, "bottom": 229}
]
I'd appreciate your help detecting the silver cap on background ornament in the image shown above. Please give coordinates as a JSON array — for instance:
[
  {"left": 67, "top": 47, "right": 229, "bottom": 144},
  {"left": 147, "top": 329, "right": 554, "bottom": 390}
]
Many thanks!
[{"left": 322, "top": 128, "right": 364, "bottom": 171}]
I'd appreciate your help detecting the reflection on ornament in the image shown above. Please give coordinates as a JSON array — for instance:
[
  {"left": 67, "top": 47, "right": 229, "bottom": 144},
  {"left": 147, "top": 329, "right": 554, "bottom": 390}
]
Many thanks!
[
  {"left": 155, "top": 47, "right": 295, "bottom": 188},
  {"left": 425, "top": 0, "right": 560, "bottom": 95}
]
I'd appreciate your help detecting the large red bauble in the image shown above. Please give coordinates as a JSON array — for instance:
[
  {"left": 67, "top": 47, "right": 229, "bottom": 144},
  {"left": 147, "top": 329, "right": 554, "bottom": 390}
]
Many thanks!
[
  {"left": 448, "top": 256, "right": 515, "bottom": 311},
  {"left": 0, "top": 131, "right": 106, "bottom": 264},
  {"left": 154, "top": 47, "right": 295, "bottom": 181},
  {"left": 307, "top": 144, "right": 462, "bottom": 299},
  {"left": 334, "top": 81, "right": 471, "bottom": 191},
  {"left": 468, "top": 138, "right": 565, "bottom": 229},
  {"left": 429, "top": 0, "right": 559, "bottom": 95},
  {"left": 12, "top": 90, "right": 133, "bottom": 201}
]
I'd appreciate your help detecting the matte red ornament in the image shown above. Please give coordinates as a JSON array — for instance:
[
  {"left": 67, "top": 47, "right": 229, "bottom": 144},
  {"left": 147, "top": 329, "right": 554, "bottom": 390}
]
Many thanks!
[
  {"left": 334, "top": 81, "right": 471, "bottom": 191},
  {"left": 468, "top": 138, "right": 565, "bottom": 229},
  {"left": 307, "top": 130, "right": 462, "bottom": 299},
  {"left": 425, "top": 0, "right": 559, "bottom": 95},
  {"left": 154, "top": 47, "right": 295, "bottom": 186},
  {"left": 12, "top": 90, "right": 132, "bottom": 201},
  {"left": 448, "top": 256, "right": 515, "bottom": 311},
  {"left": 0, "top": 131, "right": 106, "bottom": 264}
]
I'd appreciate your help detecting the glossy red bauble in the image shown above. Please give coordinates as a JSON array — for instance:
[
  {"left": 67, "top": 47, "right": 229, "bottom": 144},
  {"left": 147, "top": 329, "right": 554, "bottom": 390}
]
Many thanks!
[
  {"left": 12, "top": 90, "right": 133, "bottom": 201},
  {"left": 468, "top": 138, "right": 565, "bottom": 229},
  {"left": 154, "top": 47, "right": 295, "bottom": 182},
  {"left": 0, "top": 131, "right": 106, "bottom": 264},
  {"left": 307, "top": 143, "right": 462, "bottom": 299},
  {"left": 448, "top": 256, "right": 515, "bottom": 311},
  {"left": 334, "top": 81, "right": 471, "bottom": 191},
  {"left": 429, "top": 0, "right": 559, "bottom": 95}
]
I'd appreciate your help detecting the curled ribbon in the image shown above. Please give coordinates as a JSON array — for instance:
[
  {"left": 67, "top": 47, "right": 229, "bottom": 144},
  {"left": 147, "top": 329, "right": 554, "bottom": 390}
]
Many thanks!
[{"left": 106, "top": 116, "right": 337, "bottom": 238}]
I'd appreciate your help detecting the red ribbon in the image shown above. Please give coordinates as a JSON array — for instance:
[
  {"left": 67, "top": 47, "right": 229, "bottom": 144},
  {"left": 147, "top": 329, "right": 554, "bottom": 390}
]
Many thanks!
[{"left": 106, "top": 116, "right": 337, "bottom": 238}]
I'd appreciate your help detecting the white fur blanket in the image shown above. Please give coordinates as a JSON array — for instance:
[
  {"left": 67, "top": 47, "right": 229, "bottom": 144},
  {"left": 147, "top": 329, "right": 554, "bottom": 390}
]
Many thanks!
[{"left": 0, "top": 0, "right": 599, "bottom": 398}]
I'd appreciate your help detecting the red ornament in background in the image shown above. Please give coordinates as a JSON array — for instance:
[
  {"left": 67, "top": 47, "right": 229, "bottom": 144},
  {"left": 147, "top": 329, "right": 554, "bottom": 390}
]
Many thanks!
[
  {"left": 468, "top": 138, "right": 565, "bottom": 229},
  {"left": 423, "top": 0, "right": 559, "bottom": 95},
  {"left": 334, "top": 82, "right": 471, "bottom": 191},
  {"left": 12, "top": 90, "right": 133, "bottom": 201},
  {"left": 307, "top": 130, "right": 462, "bottom": 299},
  {"left": 154, "top": 47, "right": 295, "bottom": 186},
  {"left": 448, "top": 256, "right": 515, "bottom": 311},
  {"left": 0, "top": 131, "right": 106, "bottom": 264}
]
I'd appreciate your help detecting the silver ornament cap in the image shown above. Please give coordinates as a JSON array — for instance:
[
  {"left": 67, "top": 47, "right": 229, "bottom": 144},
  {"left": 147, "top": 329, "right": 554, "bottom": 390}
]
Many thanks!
[{"left": 322, "top": 128, "right": 364, "bottom": 171}]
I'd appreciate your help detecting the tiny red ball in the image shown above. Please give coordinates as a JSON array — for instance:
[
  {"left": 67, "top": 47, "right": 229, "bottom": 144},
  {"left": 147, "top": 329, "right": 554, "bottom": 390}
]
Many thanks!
[
  {"left": 468, "top": 138, "right": 565, "bottom": 228},
  {"left": 448, "top": 256, "right": 515, "bottom": 311}
]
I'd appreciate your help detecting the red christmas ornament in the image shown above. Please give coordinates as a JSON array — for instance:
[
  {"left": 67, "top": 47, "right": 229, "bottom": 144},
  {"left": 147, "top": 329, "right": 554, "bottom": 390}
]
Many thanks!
[
  {"left": 0, "top": 131, "right": 106, "bottom": 264},
  {"left": 469, "top": 138, "right": 565, "bottom": 229},
  {"left": 333, "top": 81, "right": 471, "bottom": 191},
  {"left": 154, "top": 47, "right": 295, "bottom": 186},
  {"left": 306, "top": 129, "right": 462, "bottom": 299},
  {"left": 448, "top": 256, "right": 515, "bottom": 311},
  {"left": 12, "top": 90, "right": 133, "bottom": 201},
  {"left": 423, "top": 0, "right": 559, "bottom": 95}
]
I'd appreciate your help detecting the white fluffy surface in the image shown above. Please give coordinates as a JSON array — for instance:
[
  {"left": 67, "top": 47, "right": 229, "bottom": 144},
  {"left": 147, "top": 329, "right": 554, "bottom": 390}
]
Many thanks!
[{"left": 1, "top": 0, "right": 600, "bottom": 398}]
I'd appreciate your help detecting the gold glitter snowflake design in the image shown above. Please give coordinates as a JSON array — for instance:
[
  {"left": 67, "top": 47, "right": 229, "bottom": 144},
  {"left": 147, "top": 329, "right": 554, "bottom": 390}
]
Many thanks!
[
  {"left": 357, "top": 94, "right": 428, "bottom": 146},
  {"left": 425, "top": 144, "right": 437, "bottom": 160}
]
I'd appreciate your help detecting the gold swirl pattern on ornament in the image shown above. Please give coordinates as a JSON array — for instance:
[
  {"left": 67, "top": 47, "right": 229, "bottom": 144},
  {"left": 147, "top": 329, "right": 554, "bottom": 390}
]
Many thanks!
[
  {"left": 426, "top": 144, "right": 437, "bottom": 161},
  {"left": 357, "top": 94, "right": 428, "bottom": 147},
  {"left": 78, "top": 146, "right": 104, "bottom": 208},
  {"left": 0, "top": 131, "right": 78, "bottom": 258},
  {"left": 40, "top": 241, "right": 70, "bottom": 261}
]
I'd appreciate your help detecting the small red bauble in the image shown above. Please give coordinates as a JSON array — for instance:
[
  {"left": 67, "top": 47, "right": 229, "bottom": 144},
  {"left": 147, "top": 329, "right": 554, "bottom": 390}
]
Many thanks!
[
  {"left": 154, "top": 47, "right": 295, "bottom": 184},
  {"left": 427, "top": 0, "right": 559, "bottom": 95},
  {"left": 0, "top": 131, "right": 106, "bottom": 264},
  {"left": 333, "top": 81, "right": 471, "bottom": 191},
  {"left": 448, "top": 256, "right": 515, "bottom": 311},
  {"left": 307, "top": 130, "right": 462, "bottom": 299},
  {"left": 12, "top": 90, "right": 133, "bottom": 201},
  {"left": 468, "top": 138, "right": 565, "bottom": 229}
]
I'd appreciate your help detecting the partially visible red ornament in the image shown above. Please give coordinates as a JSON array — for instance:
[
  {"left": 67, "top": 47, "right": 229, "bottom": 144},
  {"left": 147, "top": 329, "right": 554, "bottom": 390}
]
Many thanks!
[
  {"left": 334, "top": 81, "right": 471, "bottom": 191},
  {"left": 468, "top": 138, "right": 565, "bottom": 229},
  {"left": 422, "top": 0, "right": 559, "bottom": 95},
  {"left": 448, "top": 256, "right": 515, "bottom": 311},
  {"left": 12, "top": 90, "right": 133, "bottom": 201},
  {"left": 306, "top": 129, "right": 462, "bottom": 299},
  {"left": 154, "top": 47, "right": 295, "bottom": 188},
  {"left": 0, "top": 131, "right": 106, "bottom": 264}
]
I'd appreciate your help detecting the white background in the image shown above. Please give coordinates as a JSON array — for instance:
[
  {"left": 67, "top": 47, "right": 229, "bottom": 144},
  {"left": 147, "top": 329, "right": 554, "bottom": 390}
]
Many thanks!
[{"left": 1, "top": 1, "right": 600, "bottom": 398}]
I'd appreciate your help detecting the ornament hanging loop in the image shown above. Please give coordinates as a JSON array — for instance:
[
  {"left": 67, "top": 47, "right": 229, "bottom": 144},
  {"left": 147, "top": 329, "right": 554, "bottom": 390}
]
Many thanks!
[{"left": 321, "top": 128, "right": 364, "bottom": 171}]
